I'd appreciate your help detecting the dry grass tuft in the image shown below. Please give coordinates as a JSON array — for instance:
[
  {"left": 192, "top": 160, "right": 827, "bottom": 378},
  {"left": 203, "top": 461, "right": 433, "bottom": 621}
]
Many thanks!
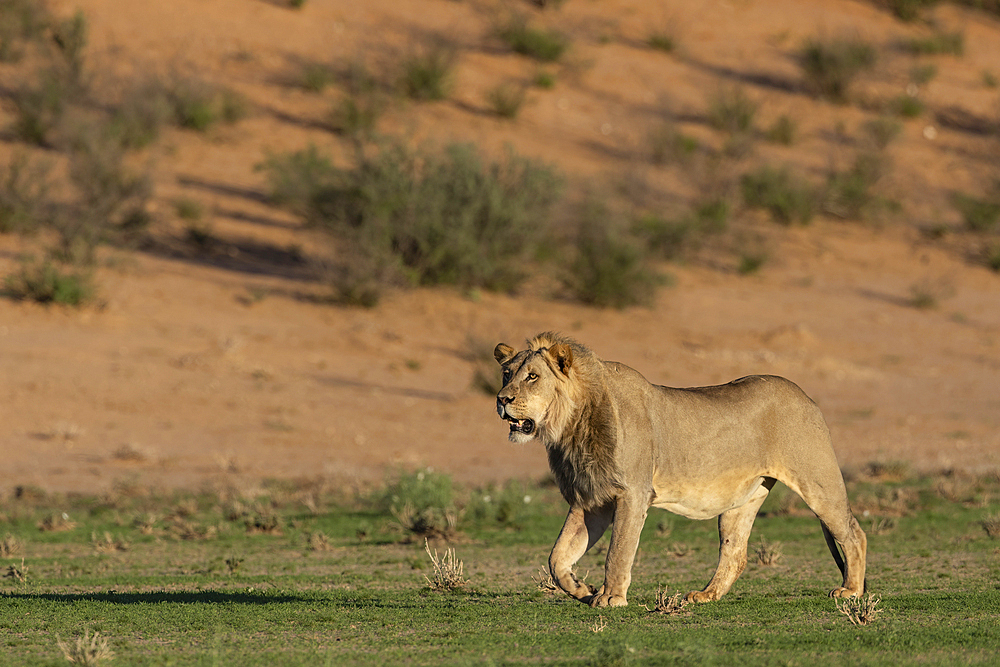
[
  {"left": 3, "top": 558, "right": 29, "bottom": 583},
  {"left": 642, "top": 586, "right": 690, "bottom": 616},
  {"left": 423, "top": 538, "right": 467, "bottom": 591},
  {"left": 836, "top": 593, "right": 883, "bottom": 626},
  {"left": 38, "top": 512, "right": 76, "bottom": 532},
  {"left": 533, "top": 566, "right": 559, "bottom": 594},
  {"left": 56, "top": 629, "right": 114, "bottom": 665},
  {"left": 982, "top": 513, "right": 1000, "bottom": 539},
  {"left": 0, "top": 534, "right": 22, "bottom": 557},
  {"left": 590, "top": 615, "right": 608, "bottom": 633},
  {"left": 91, "top": 531, "right": 129, "bottom": 554},
  {"left": 753, "top": 537, "right": 783, "bottom": 566}
]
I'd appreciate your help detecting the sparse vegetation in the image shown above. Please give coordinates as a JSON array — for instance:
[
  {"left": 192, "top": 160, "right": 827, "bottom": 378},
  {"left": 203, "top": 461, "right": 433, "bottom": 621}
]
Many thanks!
[
  {"left": 399, "top": 42, "right": 455, "bottom": 100},
  {"left": 765, "top": 114, "right": 797, "bottom": 145},
  {"left": 3, "top": 259, "right": 95, "bottom": 306},
  {"left": 0, "top": 153, "right": 51, "bottom": 234},
  {"left": 742, "top": 165, "right": 815, "bottom": 225},
  {"left": 56, "top": 630, "right": 115, "bottom": 666},
  {"left": 904, "top": 29, "right": 964, "bottom": 56},
  {"left": 823, "top": 152, "right": 890, "bottom": 221},
  {"left": 423, "top": 539, "right": 468, "bottom": 591},
  {"left": 647, "top": 31, "right": 676, "bottom": 53},
  {"left": 951, "top": 192, "right": 1000, "bottom": 232},
  {"left": 486, "top": 83, "right": 527, "bottom": 119},
  {"left": 259, "top": 139, "right": 561, "bottom": 302},
  {"left": 836, "top": 593, "right": 884, "bottom": 626},
  {"left": 799, "top": 36, "right": 877, "bottom": 103},
  {"left": 642, "top": 587, "right": 690, "bottom": 616},
  {"left": 564, "top": 201, "right": 663, "bottom": 308},
  {"left": 753, "top": 537, "right": 783, "bottom": 565},
  {"left": 497, "top": 14, "right": 568, "bottom": 62}
]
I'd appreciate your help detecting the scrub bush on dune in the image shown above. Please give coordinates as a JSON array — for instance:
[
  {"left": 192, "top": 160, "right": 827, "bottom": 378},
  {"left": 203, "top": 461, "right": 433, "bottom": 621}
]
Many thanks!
[{"left": 259, "top": 139, "right": 561, "bottom": 303}]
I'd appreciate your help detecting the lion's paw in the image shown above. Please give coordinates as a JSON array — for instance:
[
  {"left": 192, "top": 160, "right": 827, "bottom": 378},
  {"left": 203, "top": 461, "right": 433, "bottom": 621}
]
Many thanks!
[
  {"left": 589, "top": 593, "right": 628, "bottom": 608},
  {"left": 683, "top": 590, "right": 718, "bottom": 603},
  {"left": 829, "top": 587, "right": 862, "bottom": 599}
]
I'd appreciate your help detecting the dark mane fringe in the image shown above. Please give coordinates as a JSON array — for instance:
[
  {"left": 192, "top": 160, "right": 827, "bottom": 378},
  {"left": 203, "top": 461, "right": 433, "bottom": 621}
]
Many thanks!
[{"left": 529, "top": 332, "right": 624, "bottom": 508}]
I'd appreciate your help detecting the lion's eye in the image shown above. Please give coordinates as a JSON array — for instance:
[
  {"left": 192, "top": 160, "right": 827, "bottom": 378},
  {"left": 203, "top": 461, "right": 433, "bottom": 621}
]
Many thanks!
[
  {"left": 503, "top": 369, "right": 512, "bottom": 381},
  {"left": 526, "top": 372, "right": 538, "bottom": 381}
]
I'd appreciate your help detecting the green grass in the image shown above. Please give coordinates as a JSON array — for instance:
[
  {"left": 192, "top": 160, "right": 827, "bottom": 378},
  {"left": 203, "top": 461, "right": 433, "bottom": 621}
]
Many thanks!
[
  {"left": 486, "top": 83, "right": 526, "bottom": 119},
  {"left": 0, "top": 473, "right": 998, "bottom": 665},
  {"left": 399, "top": 43, "right": 455, "bottom": 101}
]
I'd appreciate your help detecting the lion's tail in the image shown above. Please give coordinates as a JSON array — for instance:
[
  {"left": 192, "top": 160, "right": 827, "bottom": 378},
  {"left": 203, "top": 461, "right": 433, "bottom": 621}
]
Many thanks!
[{"left": 821, "top": 523, "right": 846, "bottom": 579}]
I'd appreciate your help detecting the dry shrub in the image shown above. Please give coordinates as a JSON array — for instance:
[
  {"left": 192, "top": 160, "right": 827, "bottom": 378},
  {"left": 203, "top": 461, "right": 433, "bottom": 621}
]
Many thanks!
[
  {"left": 982, "top": 513, "right": 1000, "bottom": 539},
  {"left": 91, "top": 531, "right": 129, "bottom": 554},
  {"left": 306, "top": 531, "right": 332, "bottom": 551},
  {"left": 836, "top": 593, "right": 883, "bottom": 626},
  {"left": 0, "top": 534, "right": 22, "bottom": 557},
  {"left": 423, "top": 538, "right": 467, "bottom": 591},
  {"left": 3, "top": 558, "right": 28, "bottom": 583},
  {"left": 56, "top": 630, "right": 114, "bottom": 666},
  {"left": 643, "top": 586, "right": 690, "bottom": 616},
  {"left": 753, "top": 538, "right": 783, "bottom": 566},
  {"left": 533, "top": 566, "right": 559, "bottom": 594},
  {"left": 38, "top": 512, "right": 76, "bottom": 532}
]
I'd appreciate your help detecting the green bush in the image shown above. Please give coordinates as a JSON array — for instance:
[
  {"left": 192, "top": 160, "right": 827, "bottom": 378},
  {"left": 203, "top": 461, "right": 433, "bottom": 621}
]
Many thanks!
[
  {"left": 564, "top": 202, "right": 662, "bottom": 308},
  {"left": 259, "top": 140, "right": 562, "bottom": 299},
  {"left": 708, "top": 86, "right": 757, "bottom": 135},
  {"left": 766, "top": 115, "right": 797, "bottom": 145},
  {"left": 0, "top": 0, "right": 49, "bottom": 62},
  {"left": 4, "top": 259, "right": 94, "bottom": 306},
  {"left": 823, "top": 153, "right": 888, "bottom": 221},
  {"left": 54, "top": 129, "right": 152, "bottom": 263},
  {"left": 111, "top": 76, "right": 175, "bottom": 149},
  {"left": 166, "top": 76, "right": 247, "bottom": 131},
  {"left": 11, "top": 71, "right": 71, "bottom": 146},
  {"left": 741, "top": 165, "right": 815, "bottom": 225},
  {"left": 800, "top": 37, "right": 877, "bottom": 103},
  {"left": 399, "top": 43, "right": 455, "bottom": 100},
  {"left": 486, "top": 83, "right": 526, "bottom": 119},
  {"left": 951, "top": 193, "right": 1000, "bottom": 232},
  {"left": 0, "top": 154, "right": 51, "bottom": 234},
  {"left": 904, "top": 30, "right": 964, "bottom": 56},
  {"left": 497, "top": 14, "right": 568, "bottom": 62},
  {"left": 381, "top": 468, "right": 458, "bottom": 537}
]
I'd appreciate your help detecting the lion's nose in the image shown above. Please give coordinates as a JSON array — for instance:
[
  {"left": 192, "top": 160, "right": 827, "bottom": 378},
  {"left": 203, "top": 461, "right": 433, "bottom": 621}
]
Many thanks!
[{"left": 498, "top": 394, "right": 512, "bottom": 406}]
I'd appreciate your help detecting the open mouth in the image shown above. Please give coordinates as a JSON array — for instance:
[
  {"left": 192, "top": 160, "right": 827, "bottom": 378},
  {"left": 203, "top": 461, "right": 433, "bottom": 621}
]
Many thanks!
[{"left": 505, "top": 416, "right": 535, "bottom": 436}]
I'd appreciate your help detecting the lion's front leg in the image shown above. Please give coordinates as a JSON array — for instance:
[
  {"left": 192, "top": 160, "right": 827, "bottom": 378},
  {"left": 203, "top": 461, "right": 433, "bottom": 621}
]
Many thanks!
[
  {"left": 549, "top": 504, "right": 613, "bottom": 603},
  {"left": 589, "top": 494, "right": 648, "bottom": 608}
]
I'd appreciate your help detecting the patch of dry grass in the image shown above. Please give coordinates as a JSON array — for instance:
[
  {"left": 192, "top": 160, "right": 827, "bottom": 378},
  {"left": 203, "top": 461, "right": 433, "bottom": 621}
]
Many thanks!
[{"left": 423, "top": 538, "right": 467, "bottom": 591}]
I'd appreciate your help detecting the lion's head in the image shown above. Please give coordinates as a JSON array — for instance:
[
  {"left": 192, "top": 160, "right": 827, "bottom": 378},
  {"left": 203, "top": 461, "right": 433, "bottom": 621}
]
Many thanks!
[{"left": 493, "top": 333, "right": 583, "bottom": 444}]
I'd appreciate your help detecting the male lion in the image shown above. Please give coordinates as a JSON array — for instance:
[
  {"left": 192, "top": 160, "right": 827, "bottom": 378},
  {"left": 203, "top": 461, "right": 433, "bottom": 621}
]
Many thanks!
[{"left": 494, "top": 332, "right": 866, "bottom": 608}]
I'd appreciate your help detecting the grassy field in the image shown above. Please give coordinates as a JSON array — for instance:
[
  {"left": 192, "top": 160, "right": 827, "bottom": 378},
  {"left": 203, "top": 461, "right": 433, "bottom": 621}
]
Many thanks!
[{"left": 1, "top": 471, "right": 999, "bottom": 666}]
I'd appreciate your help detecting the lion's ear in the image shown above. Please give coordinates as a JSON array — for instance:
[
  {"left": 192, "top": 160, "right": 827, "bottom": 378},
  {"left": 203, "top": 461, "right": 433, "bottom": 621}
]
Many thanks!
[
  {"left": 549, "top": 343, "right": 573, "bottom": 375},
  {"left": 494, "top": 343, "right": 516, "bottom": 365}
]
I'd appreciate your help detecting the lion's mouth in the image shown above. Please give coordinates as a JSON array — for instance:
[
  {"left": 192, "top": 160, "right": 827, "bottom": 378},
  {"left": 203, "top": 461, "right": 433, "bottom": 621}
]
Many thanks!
[{"left": 506, "top": 416, "right": 535, "bottom": 436}]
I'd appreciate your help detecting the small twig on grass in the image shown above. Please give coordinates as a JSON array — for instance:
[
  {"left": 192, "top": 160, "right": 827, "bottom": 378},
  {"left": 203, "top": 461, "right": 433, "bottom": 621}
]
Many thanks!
[
  {"left": 533, "top": 566, "right": 558, "bottom": 594},
  {"left": 590, "top": 615, "right": 608, "bottom": 633},
  {"left": 423, "top": 538, "right": 467, "bottom": 591},
  {"left": 642, "top": 586, "right": 690, "bottom": 616},
  {"left": 836, "top": 593, "right": 883, "bottom": 626}
]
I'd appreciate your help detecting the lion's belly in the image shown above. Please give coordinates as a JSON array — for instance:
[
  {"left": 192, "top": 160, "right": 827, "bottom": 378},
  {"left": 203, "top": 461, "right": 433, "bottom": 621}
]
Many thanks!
[{"left": 649, "top": 475, "right": 767, "bottom": 520}]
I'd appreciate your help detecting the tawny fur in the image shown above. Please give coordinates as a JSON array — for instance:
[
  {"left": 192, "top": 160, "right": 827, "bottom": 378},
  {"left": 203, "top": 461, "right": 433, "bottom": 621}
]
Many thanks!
[{"left": 495, "top": 333, "right": 867, "bottom": 608}]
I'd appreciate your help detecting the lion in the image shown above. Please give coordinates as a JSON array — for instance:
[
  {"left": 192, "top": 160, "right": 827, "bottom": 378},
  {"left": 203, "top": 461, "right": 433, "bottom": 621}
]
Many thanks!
[{"left": 494, "top": 332, "right": 866, "bottom": 608}]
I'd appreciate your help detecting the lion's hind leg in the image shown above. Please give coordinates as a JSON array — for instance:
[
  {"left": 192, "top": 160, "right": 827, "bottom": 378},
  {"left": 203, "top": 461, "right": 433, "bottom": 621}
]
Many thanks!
[
  {"left": 685, "top": 479, "right": 774, "bottom": 603},
  {"left": 786, "top": 476, "right": 867, "bottom": 598}
]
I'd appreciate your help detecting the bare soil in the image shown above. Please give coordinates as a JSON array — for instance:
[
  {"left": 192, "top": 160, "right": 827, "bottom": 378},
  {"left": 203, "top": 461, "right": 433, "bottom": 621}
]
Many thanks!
[{"left": 1, "top": 0, "right": 998, "bottom": 495}]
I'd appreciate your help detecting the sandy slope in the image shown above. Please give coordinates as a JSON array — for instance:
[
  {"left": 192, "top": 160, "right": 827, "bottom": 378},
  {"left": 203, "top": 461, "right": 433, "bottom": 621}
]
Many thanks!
[{"left": 1, "top": 0, "right": 998, "bottom": 495}]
